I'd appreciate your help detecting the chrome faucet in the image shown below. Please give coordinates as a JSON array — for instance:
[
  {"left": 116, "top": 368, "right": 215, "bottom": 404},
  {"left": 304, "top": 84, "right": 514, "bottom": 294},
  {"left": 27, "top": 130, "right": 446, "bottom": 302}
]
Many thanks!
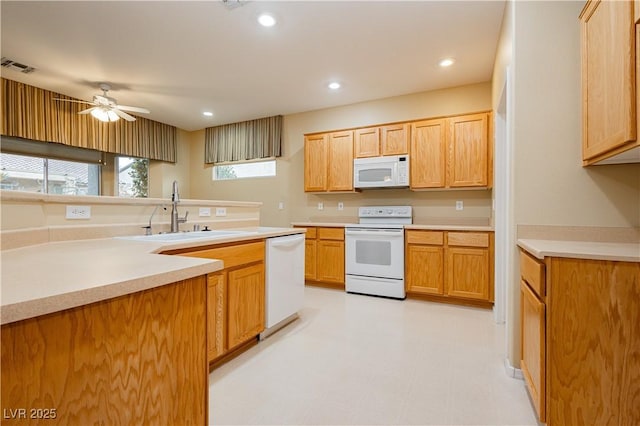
[
  {"left": 143, "top": 204, "right": 166, "bottom": 235},
  {"left": 170, "top": 180, "right": 188, "bottom": 232}
]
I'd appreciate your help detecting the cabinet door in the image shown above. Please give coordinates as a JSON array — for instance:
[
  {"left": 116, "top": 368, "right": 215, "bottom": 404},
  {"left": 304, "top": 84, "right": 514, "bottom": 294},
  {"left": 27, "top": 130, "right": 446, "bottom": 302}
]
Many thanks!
[
  {"left": 520, "top": 280, "right": 546, "bottom": 422},
  {"left": 227, "top": 263, "right": 265, "bottom": 350},
  {"left": 447, "top": 113, "right": 489, "bottom": 187},
  {"left": 305, "top": 239, "right": 317, "bottom": 281},
  {"left": 381, "top": 123, "right": 409, "bottom": 155},
  {"left": 207, "top": 272, "right": 226, "bottom": 362},
  {"left": 355, "top": 127, "right": 380, "bottom": 158},
  {"left": 581, "top": 0, "right": 636, "bottom": 161},
  {"left": 317, "top": 240, "right": 345, "bottom": 284},
  {"left": 304, "top": 134, "right": 328, "bottom": 192},
  {"left": 406, "top": 245, "right": 444, "bottom": 294},
  {"left": 445, "top": 247, "right": 489, "bottom": 300},
  {"left": 328, "top": 131, "right": 354, "bottom": 191},
  {"left": 410, "top": 119, "right": 446, "bottom": 189}
]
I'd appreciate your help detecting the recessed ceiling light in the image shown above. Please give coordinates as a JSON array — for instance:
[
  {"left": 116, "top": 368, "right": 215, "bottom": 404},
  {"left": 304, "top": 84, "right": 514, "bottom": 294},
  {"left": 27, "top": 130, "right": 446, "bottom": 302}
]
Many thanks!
[
  {"left": 258, "top": 13, "right": 276, "bottom": 27},
  {"left": 328, "top": 82, "right": 341, "bottom": 90},
  {"left": 439, "top": 58, "right": 455, "bottom": 67},
  {"left": 203, "top": 111, "right": 213, "bottom": 117}
]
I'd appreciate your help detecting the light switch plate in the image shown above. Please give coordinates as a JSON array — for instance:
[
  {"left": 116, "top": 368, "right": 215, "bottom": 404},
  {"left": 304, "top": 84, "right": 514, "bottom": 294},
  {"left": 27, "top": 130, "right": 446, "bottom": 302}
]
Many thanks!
[
  {"left": 66, "top": 205, "right": 91, "bottom": 219},
  {"left": 317, "top": 202, "right": 324, "bottom": 211},
  {"left": 338, "top": 202, "right": 344, "bottom": 211},
  {"left": 278, "top": 202, "right": 284, "bottom": 210},
  {"left": 456, "top": 201, "right": 464, "bottom": 211},
  {"left": 199, "top": 207, "right": 211, "bottom": 217},
  {"left": 215, "top": 207, "right": 227, "bottom": 217}
]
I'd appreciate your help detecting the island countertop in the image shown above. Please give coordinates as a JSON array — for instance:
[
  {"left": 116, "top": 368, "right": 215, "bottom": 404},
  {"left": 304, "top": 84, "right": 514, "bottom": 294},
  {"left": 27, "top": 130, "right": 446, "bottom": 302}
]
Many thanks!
[
  {"left": 517, "top": 238, "right": 640, "bottom": 262},
  {"left": 1, "top": 226, "right": 304, "bottom": 325}
]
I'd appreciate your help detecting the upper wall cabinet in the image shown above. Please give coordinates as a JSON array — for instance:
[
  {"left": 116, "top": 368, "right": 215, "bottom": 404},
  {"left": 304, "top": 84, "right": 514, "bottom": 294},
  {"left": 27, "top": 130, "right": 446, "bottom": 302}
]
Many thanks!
[
  {"left": 304, "top": 131, "right": 354, "bottom": 192},
  {"left": 354, "top": 124, "right": 409, "bottom": 158},
  {"left": 411, "top": 112, "right": 492, "bottom": 189},
  {"left": 580, "top": 0, "right": 640, "bottom": 165}
]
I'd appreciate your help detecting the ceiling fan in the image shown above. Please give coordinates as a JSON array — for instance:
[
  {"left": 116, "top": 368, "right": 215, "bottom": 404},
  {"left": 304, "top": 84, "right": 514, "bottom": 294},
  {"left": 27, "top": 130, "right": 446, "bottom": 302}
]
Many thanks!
[{"left": 54, "top": 83, "right": 150, "bottom": 122}]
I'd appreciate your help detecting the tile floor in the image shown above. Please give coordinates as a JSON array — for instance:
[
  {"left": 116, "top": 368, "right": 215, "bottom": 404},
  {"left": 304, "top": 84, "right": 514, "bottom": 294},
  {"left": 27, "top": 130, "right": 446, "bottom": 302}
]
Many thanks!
[{"left": 209, "top": 287, "right": 538, "bottom": 425}]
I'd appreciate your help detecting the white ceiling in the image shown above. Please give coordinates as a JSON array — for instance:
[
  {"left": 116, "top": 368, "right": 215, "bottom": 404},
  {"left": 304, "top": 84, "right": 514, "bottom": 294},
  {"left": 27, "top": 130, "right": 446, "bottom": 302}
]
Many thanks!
[{"left": 1, "top": 1, "right": 505, "bottom": 132}]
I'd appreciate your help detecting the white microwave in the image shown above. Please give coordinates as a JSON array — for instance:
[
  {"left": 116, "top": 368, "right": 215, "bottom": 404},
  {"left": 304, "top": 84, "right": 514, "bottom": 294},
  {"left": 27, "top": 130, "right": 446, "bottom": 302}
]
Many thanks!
[{"left": 353, "top": 155, "right": 409, "bottom": 189}]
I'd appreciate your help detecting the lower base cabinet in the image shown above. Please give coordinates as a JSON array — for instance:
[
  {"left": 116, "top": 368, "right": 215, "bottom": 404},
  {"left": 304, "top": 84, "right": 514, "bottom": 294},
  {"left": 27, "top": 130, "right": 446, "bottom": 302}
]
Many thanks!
[
  {"left": 519, "top": 248, "right": 640, "bottom": 425},
  {"left": 297, "top": 226, "right": 345, "bottom": 288},
  {"left": 167, "top": 240, "right": 266, "bottom": 364},
  {"left": 406, "top": 230, "right": 494, "bottom": 306}
]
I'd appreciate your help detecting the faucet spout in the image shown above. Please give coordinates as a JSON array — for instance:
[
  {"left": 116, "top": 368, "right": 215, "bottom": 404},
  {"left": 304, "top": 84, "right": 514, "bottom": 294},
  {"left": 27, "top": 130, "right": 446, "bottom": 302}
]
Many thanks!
[{"left": 170, "top": 181, "right": 187, "bottom": 232}]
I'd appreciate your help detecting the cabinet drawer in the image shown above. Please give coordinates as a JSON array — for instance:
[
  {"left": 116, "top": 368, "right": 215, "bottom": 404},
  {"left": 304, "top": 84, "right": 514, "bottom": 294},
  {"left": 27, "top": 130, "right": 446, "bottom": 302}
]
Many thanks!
[
  {"left": 447, "top": 232, "right": 489, "bottom": 248},
  {"left": 318, "top": 227, "right": 344, "bottom": 241},
  {"left": 180, "top": 241, "right": 265, "bottom": 269},
  {"left": 520, "top": 250, "right": 545, "bottom": 297},
  {"left": 303, "top": 227, "right": 317, "bottom": 239},
  {"left": 406, "top": 230, "right": 444, "bottom": 245}
]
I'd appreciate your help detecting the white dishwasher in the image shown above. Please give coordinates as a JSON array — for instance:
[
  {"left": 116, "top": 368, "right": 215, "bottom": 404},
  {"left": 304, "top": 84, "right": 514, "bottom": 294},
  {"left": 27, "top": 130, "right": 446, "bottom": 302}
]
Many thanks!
[{"left": 260, "top": 233, "right": 305, "bottom": 339}]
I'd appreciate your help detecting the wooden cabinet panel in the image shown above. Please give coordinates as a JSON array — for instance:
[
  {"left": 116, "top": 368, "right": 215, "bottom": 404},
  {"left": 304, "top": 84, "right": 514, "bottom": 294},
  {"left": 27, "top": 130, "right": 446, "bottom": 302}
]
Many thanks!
[
  {"left": 317, "top": 240, "right": 345, "bottom": 284},
  {"left": 317, "top": 227, "right": 344, "bottom": 241},
  {"left": 207, "top": 272, "right": 226, "bottom": 362},
  {"left": 519, "top": 250, "right": 546, "bottom": 297},
  {"left": 410, "top": 119, "right": 447, "bottom": 189},
  {"left": 580, "top": 0, "right": 636, "bottom": 162},
  {"left": 381, "top": 123, "right": 409, "bottom": 155},
  {"left": 305, "top": 227, "right": 317, "bottom": 239},
  {"left": 448, "top": 113, "right": 489, "bottom": 187},
  {"left": 520, "top": 279, "right": 546, "bottom": 422},
  {"left": 179, "top": 241, "right": 264, "bottom": 269},
  {"left": 328, "top": 131, "right": 354, "bottom": 191},
  {"left": 406, "top": 230, "right": 444, "bottom": 245},
  {"left": 448, "top": 232, "right": 489, "bottom": 248},
  {"left": 407, "top": 245, "right": 444, "bottom": 295},
  {"left": 227, "top": 263, "right": 265, "bottom": 350},
  {"left": 445, "top": 247, "right": 489, "bottom": 300},
  {"left": 305, "top": 239, "right": 317, "bottom": 281},
  {"left": 304, "top": 134, "right": 328, "bottom": 191},
  {"left": 355, "top": 127, "right": 380, "bottom": 158}
]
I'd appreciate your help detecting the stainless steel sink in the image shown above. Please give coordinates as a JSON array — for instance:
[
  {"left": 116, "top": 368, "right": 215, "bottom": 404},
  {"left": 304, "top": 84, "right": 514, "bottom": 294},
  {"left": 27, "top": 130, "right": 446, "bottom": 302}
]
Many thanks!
[{"left": 116, "top": 230, "right": 252, "bottom": 242}]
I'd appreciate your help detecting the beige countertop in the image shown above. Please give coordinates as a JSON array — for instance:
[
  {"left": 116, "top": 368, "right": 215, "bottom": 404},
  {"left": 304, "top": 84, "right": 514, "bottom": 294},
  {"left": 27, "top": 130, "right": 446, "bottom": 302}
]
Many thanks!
[
  {"left": 518, "top": 239, "right": 640, "bottom": 262},
  {"left": 1, "top": 227, "right": 304, "bottom": 325},
  {"left": 292, "top": 222, "right": 494, "bottom": 231}
]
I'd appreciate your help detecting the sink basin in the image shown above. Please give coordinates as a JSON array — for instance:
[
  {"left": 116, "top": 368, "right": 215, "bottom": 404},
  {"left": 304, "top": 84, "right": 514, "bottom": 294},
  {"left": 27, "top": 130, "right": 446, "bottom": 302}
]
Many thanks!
[{"left": 117, "top": 230, "right": 251, "bottom": 243}]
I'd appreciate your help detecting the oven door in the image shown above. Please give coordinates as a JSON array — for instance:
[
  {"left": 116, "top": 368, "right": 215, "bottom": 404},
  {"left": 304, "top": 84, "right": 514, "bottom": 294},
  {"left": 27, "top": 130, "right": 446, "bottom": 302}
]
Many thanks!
[{"left": 345, "top": 228, "right": 404, "bottom": 279}]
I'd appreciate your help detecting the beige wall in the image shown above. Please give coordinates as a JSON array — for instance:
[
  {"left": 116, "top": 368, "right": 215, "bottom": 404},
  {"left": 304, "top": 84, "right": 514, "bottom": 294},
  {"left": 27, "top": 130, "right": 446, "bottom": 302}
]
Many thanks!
[
  {"left": 495, "top": 0, "right": 640, "bottom": 367},
  {"left": 149, "top": 128, "right": 192, "bottom": 199},
  {"left": 189, "top": 82, "right": 494, "bottom": 227}
]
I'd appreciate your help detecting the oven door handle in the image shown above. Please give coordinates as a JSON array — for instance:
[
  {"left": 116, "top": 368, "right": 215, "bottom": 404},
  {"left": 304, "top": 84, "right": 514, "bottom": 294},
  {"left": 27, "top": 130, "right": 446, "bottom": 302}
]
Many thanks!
[{"left": 345, "top": 229, "right": 404, "bottom": 237}]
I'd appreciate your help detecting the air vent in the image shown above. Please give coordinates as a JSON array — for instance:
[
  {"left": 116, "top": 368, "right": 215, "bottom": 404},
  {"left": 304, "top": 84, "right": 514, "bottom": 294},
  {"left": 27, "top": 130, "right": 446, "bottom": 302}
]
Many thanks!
[
  {"left": 1, "top": 57, "right": 36, "bottom": 74},
  {"left": 221, "top": 0, "right": 249, "bottom": 10}
]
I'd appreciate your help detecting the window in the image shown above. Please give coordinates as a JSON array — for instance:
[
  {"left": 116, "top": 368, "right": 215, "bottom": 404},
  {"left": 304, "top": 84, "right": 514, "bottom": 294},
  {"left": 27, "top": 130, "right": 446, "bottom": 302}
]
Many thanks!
[
  {"left": 0, "top": 152, "right": 100, "bottom": 195},
  {"left": 213, "top": 159, "right": 276, "bottom": 181},
  {"left": 117, "top": 157, "right": 149, "bottom": 197}
]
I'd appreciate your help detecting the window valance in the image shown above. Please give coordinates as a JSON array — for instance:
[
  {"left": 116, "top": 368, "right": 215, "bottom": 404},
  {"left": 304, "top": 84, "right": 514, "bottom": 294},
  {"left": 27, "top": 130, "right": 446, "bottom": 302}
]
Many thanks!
[
  {"left": 1, "top": 78, "right": 177, "bottom": 163},
  {"left": 204, "top": 115, "right": 282, "bottom": 164}
]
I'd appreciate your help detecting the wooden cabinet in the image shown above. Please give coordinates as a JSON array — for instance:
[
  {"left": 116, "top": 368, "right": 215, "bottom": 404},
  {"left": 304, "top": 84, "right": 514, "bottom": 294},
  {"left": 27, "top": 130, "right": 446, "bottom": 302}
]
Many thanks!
[
  {"left": 405, "top": 230, "right": 493, "bottom": 306},
  {"left": 519, "top": 251, "right": 546, "bottom": 422},
  {"left": 354, "top": 124, "right": 409, "bottom": 158},
  {"left": 518, "top": 248, "right": 640, "bottom": 425},
  {"left": 304, "top": 131, "right": 354, "bottom": 192},
  {"left": 580, "top": 0, "right": 640, "bottom": 165},
  {"left": 167, "top": 240, "right": 265, "bottom": 363},
  {"left": 410, "top": 113, "right": 491, "bottom": 190},
  {"left": 296, "top": 226, "right": 345, "bottom": 288}
]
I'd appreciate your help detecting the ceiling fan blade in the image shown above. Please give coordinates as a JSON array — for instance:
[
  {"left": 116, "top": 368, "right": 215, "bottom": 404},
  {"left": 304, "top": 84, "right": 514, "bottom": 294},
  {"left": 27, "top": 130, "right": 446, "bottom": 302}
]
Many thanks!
[
  {"left": 117, "top": 105, "right": 150, "bottom": 114},
  {"left": 112, "top": 108, "right": 136, "bottom": 121},
  {"left": 78, "top": 107, "right": 98, "bottom": 115},
  {"left": 54, "top": 98, "right": 95, "bottom": 105}
]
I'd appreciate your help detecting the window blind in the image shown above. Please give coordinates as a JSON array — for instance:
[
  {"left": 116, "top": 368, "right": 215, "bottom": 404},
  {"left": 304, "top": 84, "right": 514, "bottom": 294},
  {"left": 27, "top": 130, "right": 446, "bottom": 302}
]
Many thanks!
[{"left": 204, "top": 115, "right": 282, "bottom": 164}]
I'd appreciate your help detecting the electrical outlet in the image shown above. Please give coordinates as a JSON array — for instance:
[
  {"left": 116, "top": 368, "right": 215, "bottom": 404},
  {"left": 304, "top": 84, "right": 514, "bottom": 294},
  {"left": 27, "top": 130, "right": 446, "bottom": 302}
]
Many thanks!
[
  {"left": 66, "top": 205, "right": 91, "bottom": 219},
  {"left": 199, "top": 207, "right": 211, "bottom": 217},
  {"left": 338, "top": 202, "right": 344, "bottom": 211},
  {"left": 456, "top": 201, "right": 464, "bottom": 211},
  {"left": 278, "top": 202, "right": 284, "bottom": 210},
  {"left": 317, "top": 202, "right": 324, "bottom": 211},
  {"left": 215, "top": 207, "right": 227, "bottom": 217}
]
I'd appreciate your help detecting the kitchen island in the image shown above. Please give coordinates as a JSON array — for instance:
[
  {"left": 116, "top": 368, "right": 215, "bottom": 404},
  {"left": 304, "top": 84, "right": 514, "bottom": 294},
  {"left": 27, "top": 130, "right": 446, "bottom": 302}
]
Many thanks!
[{"left": 1, "top": 227, "right": 303, "bottom": 425}]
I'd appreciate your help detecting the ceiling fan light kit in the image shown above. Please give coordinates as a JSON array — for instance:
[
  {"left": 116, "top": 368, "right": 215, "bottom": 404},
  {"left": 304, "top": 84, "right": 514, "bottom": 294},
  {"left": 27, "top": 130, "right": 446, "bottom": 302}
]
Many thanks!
[{"left": 54, "top": 82, "right": 150, "bottom": 123}]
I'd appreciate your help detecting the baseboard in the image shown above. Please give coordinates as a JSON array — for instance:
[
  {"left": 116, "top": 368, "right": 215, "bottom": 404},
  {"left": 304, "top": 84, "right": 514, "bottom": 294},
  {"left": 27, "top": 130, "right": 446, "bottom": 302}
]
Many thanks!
[{"left": 504, "top": 357, "right": 524, "bottom": 380}]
